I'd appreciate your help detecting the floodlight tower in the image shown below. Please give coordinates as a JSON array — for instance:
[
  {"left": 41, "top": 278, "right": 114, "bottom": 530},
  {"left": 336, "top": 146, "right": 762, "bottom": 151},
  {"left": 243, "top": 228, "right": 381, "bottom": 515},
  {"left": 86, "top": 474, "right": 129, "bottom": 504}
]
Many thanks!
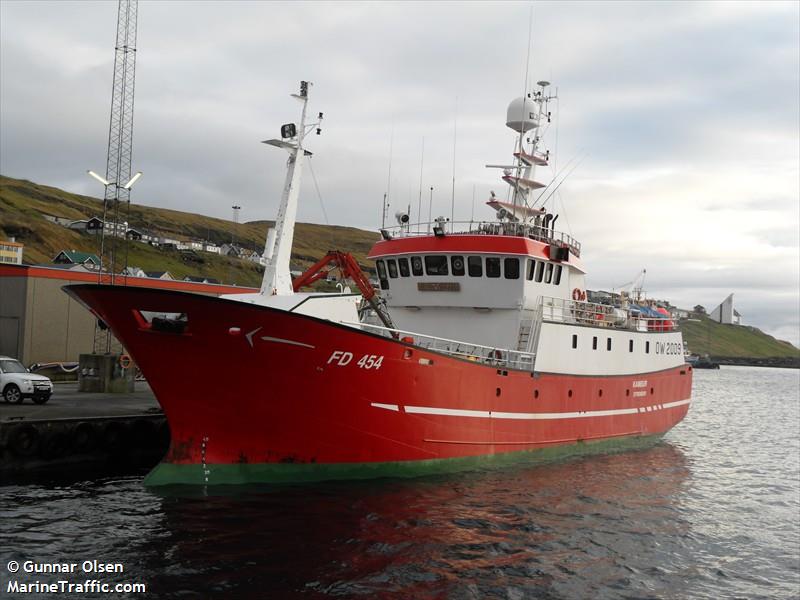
[
  {"left": 99, "top": 0, "right": 139, "bottom": 284},
  {"left": 89, "top": 0, "right": 139, "bottom": 354}
]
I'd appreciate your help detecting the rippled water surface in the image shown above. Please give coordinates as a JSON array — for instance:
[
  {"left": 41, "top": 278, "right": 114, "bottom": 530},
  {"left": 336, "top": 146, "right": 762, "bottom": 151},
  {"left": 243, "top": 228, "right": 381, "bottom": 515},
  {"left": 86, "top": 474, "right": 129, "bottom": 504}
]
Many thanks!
[{"left": 2, "top": 366, "right": 799, "bottom": 599}]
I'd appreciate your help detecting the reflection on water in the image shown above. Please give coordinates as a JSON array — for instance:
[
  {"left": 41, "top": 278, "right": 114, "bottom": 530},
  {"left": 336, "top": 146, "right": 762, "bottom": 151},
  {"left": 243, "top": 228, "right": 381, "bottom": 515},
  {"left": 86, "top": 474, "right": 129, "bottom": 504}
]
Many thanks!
[
  {"left": 2, "top": 366, "right": 799, "bottom": 599},
  {"left": 150, "top": 444, "right": 690, "bottom": 599}
]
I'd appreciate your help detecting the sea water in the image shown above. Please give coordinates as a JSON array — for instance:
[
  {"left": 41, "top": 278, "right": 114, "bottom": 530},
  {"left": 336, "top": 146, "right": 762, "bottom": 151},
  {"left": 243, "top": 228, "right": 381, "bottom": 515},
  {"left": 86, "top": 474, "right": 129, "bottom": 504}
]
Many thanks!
[{"left": 2, "top": 366, "right": 798, "bottom": 599}]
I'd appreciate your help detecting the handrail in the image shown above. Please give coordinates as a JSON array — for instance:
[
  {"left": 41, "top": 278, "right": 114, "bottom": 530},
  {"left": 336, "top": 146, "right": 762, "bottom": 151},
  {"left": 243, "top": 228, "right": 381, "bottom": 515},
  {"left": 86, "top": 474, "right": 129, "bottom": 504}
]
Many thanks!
[
  {"left": 538, "top": 296, "right": 679, "bottom": 332},
  {"left": 381, "top": 220, "right": 581, "bottom": 257},
  {"left": 343, "top": 321, "right": 536, "bottom": 370}
]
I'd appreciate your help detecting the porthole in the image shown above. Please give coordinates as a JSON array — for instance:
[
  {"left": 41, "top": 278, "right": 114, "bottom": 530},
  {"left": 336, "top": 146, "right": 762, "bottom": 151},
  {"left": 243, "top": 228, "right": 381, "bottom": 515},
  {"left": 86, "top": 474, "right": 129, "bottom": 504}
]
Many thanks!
[
  {"left": 650, "top": 387, "right": 654, "bottom": 395},
  {"left": 568, "top": 389, "right": 573, "bottom": 398},
  {"left": 496, "top": 387, "right": 501, "bottom": 397},
  {"left": 598, "top": 389, "right": 603, "bottom": 397},
  {"left": 534, "top": 389, "right": 539, "bottom": 399},
  {"left": 626, "top": 389, "right": 630, "bottom": 397}
]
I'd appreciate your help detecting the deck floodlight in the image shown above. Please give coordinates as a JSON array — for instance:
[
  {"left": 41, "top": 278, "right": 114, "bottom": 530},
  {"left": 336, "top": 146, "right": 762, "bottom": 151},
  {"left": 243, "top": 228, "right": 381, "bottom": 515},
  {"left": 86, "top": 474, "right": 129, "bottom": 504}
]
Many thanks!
[
  {"left": 281, "top": 123, "right": 297, "bottom": 139},
  {"left": 433, "top": 226, "right": 445, "bottom": 238},
  {"left": 87, "top": 170, "right": 111, "bottom": 186},
  {"left": 123, "top": 171, "right": 143, "bottom": 189},
  {"left": 380, "top": 229, "right": 392, "bottom": 241}
]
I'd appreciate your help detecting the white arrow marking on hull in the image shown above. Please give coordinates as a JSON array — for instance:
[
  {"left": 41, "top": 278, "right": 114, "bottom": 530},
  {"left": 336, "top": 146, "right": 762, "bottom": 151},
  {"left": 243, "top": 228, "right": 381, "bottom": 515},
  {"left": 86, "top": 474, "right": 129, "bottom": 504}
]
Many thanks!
[{"left": 245, "top": 327, "right": 263, "bottom": 348}]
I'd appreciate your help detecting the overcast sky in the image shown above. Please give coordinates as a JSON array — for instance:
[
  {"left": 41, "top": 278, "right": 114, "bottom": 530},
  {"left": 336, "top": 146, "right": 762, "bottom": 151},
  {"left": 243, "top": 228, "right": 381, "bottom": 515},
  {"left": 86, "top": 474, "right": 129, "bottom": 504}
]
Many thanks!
[{"left": 1, "top": 1, "right": 798, "bottom": 344}]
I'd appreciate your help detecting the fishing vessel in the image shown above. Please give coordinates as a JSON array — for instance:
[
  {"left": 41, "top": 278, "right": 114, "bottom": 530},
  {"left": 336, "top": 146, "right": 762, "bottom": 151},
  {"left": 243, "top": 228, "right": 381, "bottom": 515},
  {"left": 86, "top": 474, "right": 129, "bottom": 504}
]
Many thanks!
[{"left": 65, "top": 81, "right": 693, "bottom": 485}]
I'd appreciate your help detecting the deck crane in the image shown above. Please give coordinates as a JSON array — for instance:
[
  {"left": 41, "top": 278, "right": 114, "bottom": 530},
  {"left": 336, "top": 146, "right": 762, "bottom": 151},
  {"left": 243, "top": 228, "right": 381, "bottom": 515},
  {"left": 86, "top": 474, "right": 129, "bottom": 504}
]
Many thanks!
[
  {"left": 291, "top": 251, "right": 397, "bottom": 334},
  {"left": 614, "top": 268, "right": 647, "bottom": 303}
]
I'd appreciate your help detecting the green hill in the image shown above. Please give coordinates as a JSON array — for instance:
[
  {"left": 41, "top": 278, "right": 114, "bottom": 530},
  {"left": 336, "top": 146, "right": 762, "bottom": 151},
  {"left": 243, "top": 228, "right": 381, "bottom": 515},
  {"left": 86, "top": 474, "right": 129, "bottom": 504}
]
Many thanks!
[
  {"left": 681, "top": 315, "right": 799, "bottom": 364},
  {"left": 0, "top": 175, "right": 378, "bottom": 287}
]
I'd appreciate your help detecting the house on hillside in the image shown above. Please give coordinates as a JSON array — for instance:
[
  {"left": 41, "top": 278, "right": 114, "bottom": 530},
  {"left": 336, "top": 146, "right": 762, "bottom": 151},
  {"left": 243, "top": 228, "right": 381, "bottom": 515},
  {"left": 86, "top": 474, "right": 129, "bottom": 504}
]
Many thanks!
[
  {"left": 158, "top": 236, "right": 180, "bottom": 247},
  {"left": 1, "top": 238, "right": 24, "bottom": 265},
  {"left": 220, "top": 243, "right": 243, "bottom": 258},
  {"left": 67, "top": 219, "right": 89, "bottom": 232},
  {"left": 202, "top": 242, "right": 220, "bottom": 254},
  {"left": 670, "top": 307, "right": 690, "bottom": 320},
  {"left": 52, "top": 250, "right": 100, "bottom": 269},
  {"left": 67, "top": 217, "right": 128, "bottom": 238},
  {"left": 145, "top": 271, "right": 174, "bottom": 280},
  {"left": 125, "top": 228, "right": 143, "bottom": 241},
  {"left": 121, "top": 266, "right": 146, "bottom": 278},
  {"left": 247, "top": 251, "right": 266, "bottom": 266}
]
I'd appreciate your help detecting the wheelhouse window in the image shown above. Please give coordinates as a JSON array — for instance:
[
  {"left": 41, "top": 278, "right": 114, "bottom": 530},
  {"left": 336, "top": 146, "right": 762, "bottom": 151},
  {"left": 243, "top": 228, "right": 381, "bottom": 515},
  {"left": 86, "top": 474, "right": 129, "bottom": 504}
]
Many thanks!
[
  {"left": 451, "top": 255, "right": 465, "bottom": 276},
  {"left": 411, "top": 256, "right": 423, "bottom": 276},
  {"left": 486, "top": 257, "right": 501, "bottom": 278},
  {"left": 376, "top": 260, "right": 389, "bottom": 290},
  {"left": 527, "top": 259, "right": 536, "bottom": 281},
  {"left": 425, "top": 255, "right": 449, "bottom": 276},
  {"left": 607, "top": 337, "right": 612, "bottom": 351},
  {"left": 504, "top": 257, "right": 520, "bottom": 279},
  {"left": 545, "top": 263, "right": 554, "bottom": 284},
  {"left": 468, "top": 256, "right": 483, "bottom": 277},
  {"left": 398, "top": 257, "right": 410, "bottom": 277},
  {"left": 387, "top": 259, "right": 398, "bottom": 279},
  {"left": 592, "top": 336, "right": 598, "bottom": 350},
  {"left": 572, "top": 334, "right": 578, "bottom": 349},
  {"left": 535, "top": 261, "right": 545, "bottom": 283},
  {"left": 554, "top": 265, "right": 563, "bottom": 285}
]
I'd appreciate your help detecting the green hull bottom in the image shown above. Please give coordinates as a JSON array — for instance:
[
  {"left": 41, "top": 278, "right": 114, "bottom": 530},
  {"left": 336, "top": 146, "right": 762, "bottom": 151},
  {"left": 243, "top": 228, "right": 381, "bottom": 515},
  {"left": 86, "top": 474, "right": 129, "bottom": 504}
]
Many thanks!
[{"left": 144, "top": 433, "right": 666, "bottom": 486}]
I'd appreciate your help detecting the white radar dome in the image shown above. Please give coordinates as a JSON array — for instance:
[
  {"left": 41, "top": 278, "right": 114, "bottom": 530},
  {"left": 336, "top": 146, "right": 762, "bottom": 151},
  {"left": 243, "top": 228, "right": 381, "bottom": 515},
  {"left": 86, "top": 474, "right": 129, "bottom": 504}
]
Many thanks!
[{"left": 506, "top": 96, "right": 539, "bottom": 133}]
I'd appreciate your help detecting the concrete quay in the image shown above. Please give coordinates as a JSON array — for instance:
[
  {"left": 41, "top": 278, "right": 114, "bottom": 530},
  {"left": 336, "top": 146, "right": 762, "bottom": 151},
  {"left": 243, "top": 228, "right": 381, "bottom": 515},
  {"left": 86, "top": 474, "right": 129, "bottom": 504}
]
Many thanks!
[{"left": 0, "top": 382, "right": 168, "bottom": 480}]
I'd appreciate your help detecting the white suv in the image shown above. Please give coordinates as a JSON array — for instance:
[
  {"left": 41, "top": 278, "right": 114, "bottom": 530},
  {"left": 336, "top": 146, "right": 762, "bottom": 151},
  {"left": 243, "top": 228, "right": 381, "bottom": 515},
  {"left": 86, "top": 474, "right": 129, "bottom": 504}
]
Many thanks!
[{"left": 0, "top": 356, "right": 53, "bottom": 404}]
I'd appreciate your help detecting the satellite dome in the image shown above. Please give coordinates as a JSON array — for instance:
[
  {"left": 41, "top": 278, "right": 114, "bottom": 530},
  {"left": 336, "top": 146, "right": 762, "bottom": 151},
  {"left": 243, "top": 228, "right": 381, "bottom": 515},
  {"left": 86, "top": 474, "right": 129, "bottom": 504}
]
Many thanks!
[{"left": 506, "top": 96, "right": 539, "bottom": 133}]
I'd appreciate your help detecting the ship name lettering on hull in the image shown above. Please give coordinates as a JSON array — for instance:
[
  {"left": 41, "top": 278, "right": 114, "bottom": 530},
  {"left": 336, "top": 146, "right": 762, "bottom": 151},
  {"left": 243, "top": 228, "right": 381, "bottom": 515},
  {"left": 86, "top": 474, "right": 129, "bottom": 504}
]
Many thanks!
[
  {"left": 327, "top": 351, "right": 384, "bottom": 370},
  {"left": 655, "top": 341, "right": 682, "bottom": 355}
]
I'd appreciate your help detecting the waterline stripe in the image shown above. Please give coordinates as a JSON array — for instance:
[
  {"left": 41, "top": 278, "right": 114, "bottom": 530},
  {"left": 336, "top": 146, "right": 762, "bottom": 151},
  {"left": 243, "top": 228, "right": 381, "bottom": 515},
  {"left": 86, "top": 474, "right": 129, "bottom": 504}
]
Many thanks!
[
  {"left": 370, "top": 403, "right": 400, "bottom": 412},
  {"left": 402, "top": 398, "right": 691, "bottom": 421}
]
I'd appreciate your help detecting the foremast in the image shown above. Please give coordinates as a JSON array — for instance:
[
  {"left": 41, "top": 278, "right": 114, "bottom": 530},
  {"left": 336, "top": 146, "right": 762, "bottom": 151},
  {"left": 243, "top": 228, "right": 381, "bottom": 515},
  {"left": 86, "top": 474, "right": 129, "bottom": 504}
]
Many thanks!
[
  {"left": 487, "top": 81, "right": 557, "bottom": 223},
  {"left": 260, "top": 81, "right": 322, "bottom": 296}
]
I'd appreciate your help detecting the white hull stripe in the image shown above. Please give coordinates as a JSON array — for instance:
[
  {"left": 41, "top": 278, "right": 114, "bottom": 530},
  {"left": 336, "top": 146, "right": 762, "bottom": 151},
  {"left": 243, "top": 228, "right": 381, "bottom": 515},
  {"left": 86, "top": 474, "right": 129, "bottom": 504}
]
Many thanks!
[
  {"left": 400, "top": 398, "right": 691, "bottom": 420},
  {"left": 260, "top": 335, "right": 315, "bottom": 349},
  {"left": 371, "top": 403, "right": 400, "bottom": 412}
]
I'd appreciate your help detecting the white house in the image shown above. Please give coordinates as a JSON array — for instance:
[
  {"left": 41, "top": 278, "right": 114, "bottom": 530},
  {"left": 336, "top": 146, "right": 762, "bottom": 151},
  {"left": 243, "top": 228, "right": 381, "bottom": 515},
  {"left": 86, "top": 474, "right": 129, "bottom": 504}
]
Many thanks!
[
  {"left": 121, "top": 266, "right": 146, "bottom": 278},
  {"left": 202, "top": 242, "right": 221, "bottom": 254}
]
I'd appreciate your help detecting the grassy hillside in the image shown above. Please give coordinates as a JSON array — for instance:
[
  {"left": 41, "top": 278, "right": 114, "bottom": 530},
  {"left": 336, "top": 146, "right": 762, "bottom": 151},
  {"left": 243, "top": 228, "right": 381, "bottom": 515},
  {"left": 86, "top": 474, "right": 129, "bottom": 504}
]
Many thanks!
[
  {"left": 0, "top": 175, "right": 378, "bottom": 287},
  {"left": 682, "top": 316, "right": 799, "bottom": 359}
]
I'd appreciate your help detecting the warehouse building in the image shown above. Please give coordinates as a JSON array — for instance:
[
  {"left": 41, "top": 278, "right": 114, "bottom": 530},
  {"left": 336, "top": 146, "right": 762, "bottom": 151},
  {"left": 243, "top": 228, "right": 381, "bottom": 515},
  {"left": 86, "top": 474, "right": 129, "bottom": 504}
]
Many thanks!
[{"left": 0, "top": 264, "right": 254, "bottom": 365}]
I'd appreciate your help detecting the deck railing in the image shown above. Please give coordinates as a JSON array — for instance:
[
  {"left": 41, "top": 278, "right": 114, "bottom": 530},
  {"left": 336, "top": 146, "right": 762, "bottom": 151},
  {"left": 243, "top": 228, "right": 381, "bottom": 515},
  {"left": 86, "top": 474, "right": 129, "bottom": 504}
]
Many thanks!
[
  {"left": 381, "top": 220, "right": 581, "bottom": 258},
  {"left": 344, "top": 321, "right": 536, "bottom": 371},
  {"left": 537, "top": 296, "right": 678, "bottom": 332}
]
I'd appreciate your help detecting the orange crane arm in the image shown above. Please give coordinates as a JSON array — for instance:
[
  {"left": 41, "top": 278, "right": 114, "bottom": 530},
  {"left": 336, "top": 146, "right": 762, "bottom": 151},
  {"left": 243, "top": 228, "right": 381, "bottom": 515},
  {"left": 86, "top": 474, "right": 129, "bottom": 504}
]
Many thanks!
[{"left": 292, "top": 251, "right": 396, "bottom": 332}]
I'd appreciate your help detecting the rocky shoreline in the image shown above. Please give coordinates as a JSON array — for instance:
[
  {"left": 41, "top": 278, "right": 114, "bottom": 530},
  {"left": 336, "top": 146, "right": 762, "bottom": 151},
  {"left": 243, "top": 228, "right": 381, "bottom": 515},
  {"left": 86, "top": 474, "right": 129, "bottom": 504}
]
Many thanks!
[{"left": 714, "top": 356, "right": 800, "bottom": 369}]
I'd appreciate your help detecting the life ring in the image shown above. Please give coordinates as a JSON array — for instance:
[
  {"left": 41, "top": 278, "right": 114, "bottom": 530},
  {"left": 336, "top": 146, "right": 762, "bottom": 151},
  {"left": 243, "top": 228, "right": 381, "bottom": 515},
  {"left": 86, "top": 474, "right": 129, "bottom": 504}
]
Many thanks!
[
  {"left": 119, "top": 354, "right": 132, "bottom": 370},
  {"left": 572, "top": 288, "right": 585, "bottom": 302}
]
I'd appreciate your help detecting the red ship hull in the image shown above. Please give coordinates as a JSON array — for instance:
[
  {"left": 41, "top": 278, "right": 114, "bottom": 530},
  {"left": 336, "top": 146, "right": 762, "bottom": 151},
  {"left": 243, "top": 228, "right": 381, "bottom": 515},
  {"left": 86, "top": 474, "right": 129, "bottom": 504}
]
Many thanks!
[{"left": 65, "top": 284, "right": 692, "bottom": 485}]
